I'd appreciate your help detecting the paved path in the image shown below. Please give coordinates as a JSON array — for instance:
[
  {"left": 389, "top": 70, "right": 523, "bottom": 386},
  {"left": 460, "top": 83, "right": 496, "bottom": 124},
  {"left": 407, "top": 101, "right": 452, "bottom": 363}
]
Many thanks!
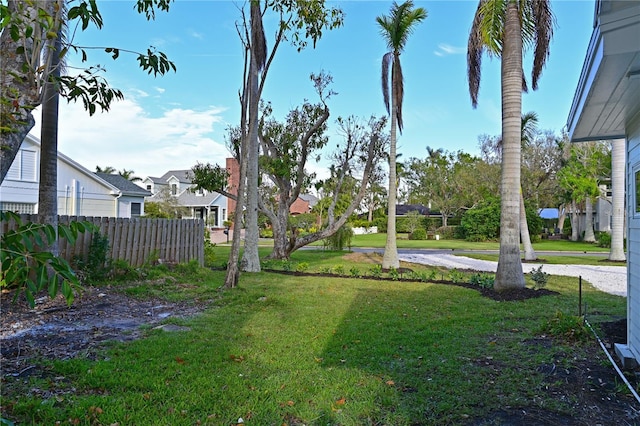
[{"left": 399, "top": 252, "right": 627, "bottom": 297}]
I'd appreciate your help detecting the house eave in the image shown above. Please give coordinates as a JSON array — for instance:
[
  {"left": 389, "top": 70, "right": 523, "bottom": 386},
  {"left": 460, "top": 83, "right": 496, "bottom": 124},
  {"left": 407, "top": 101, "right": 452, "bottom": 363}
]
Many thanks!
[{"left": 566, "top": 0, "right": 640, "bottom": 142}]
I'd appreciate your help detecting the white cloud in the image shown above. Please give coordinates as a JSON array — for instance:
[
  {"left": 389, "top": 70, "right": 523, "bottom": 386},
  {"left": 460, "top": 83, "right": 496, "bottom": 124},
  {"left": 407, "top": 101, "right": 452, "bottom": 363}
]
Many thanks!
[
  {"left": 154, "top": 87, "right": 166, "bottom": 94},
  {"left": 189, "top": 29, "right": 204, "bottom": 40},
  {"left": 31, "top": 97, "right": 230, "bottom": 179},
  {"left": 434, "top": 43, "right": 466, "bottom": 57}
]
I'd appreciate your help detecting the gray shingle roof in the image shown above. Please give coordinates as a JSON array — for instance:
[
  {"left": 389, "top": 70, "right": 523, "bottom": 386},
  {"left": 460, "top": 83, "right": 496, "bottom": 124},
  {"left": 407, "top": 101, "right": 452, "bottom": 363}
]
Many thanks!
[
  {"left": 95, "top": 173, "right": 152, "bottom": 197},
  {"left": 159, "top": 170, "right": 192, "bottom": 183}
]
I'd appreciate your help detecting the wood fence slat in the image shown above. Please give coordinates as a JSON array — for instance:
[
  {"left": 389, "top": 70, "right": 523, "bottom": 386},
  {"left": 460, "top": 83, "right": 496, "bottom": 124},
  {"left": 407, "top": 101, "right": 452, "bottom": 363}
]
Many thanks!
[{"left": 1, "top": 215, "right": 203, "bottom": 268}]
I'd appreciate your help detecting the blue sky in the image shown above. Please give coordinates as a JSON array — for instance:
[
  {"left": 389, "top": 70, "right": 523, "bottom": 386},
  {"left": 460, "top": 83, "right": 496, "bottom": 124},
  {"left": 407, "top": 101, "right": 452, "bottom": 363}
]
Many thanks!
[{"left": 30, "top": 0, "right": 596, "bottom": 180}]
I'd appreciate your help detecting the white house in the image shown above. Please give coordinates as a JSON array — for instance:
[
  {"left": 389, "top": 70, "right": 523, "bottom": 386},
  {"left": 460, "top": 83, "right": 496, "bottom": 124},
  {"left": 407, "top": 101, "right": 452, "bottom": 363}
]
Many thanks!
[
  {"left": 0, "top": 134, "right": 150, "bottom": 218},
  {"left": 567, "top": 0, "right": 640, "bottom": 366},
  {"left": 140, "top": 170, "right": 227, "bottom": 228}
]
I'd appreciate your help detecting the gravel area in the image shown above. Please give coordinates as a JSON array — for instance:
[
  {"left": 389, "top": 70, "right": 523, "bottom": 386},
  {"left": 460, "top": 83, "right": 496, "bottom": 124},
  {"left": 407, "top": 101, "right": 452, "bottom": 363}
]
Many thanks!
[{"left": 399, "top": 253, "right": 627, "bottom": 297}]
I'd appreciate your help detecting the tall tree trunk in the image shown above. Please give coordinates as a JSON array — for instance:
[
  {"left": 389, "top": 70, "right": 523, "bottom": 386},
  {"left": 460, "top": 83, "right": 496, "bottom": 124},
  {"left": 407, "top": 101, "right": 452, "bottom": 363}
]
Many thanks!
[
  {"left": 242, "top": 2, "right": 264, "bottom": 272},
  {"left": 242, "top": 10, "right": 262, "bottom": 273},
  {"left": 583, "top": 197, "right": 596, "bottom": 242},
  {"left": 38, "top": 0, "right": 63, "bottom": 256},
  {"left": 0, "top": 0, "right": 40, "bottom": 184},
  {"left": 224, "top": 150, "right": 247, "bottom": 288},
  {"left": 494, "top": 2, "right": 525, "bottom": 291},
  {"left": 269, "top": 200, "right": 291, "bottom": 260},
  {"left": 520, "top": 190, "right": 537, "bottom": 261},
  {"left": 382, "top": 74, "right": 399, "bottom": 269},
  {"left": 570, "top": 201, "right": 580, "bottom": 241},
  {"left": 557, "top": 204, "right": 566, "bottom": 234},
  {"left": 609, "top": 138, "right": 626, "bottom": 261}
]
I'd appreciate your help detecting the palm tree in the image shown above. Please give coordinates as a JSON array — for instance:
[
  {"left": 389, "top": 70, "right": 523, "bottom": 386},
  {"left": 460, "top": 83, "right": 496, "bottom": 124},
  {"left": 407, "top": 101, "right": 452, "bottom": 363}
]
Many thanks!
[
  {"left": 38, "top": 0, "right": 65, "bottom": 255},
  {"left": 377, "top": 0, "right": 427, "bottom": 270},
  {"left": 96, "top": 165, "right": 117, "bottom": 174},
  {"left": 519, "top": 111, "right": 538, "bottom": 261},
  {"left": 118, "top": 168, "right": 142, "bottom": 182},
  {"left": 467, "top": 0, "right": 554, "bottom": 291}
]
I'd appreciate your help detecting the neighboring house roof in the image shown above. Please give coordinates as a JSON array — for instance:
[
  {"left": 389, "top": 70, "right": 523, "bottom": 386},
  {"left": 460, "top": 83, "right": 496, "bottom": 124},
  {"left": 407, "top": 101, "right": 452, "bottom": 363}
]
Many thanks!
[
  {"left": 95, "top": 173, "right": 151, "bottom": 197},
  {"left": 175, "top": 190, "right": 223, "bottom": 207},
  {"left": 143, "top": 176, "right": 166, "bottom": 185},
  {"left": 566, "top": 0, "right": 640, "bottom": 142},
  {"left": 298, "top": 193, "right": 318, "bottom": 208},
  {"left": 396, "top": 204, "right": 429, "bottom": 216},
  {"left": 22, "top": 134, "right": 121, "bottom": 195},
  {"left": 159, "top": 170, "right": 192, "bottom": 184}
]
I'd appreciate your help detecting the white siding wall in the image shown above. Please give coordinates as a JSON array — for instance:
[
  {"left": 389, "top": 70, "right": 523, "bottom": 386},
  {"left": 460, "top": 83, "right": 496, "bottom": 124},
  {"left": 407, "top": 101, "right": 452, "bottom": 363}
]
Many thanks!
[
  {"left": 0, "top": 137, "right": 39, "bottom": 205},
  {"left": 627, "top": 112, "right": 640, "bottom": 361},
  {"left": 57, "top": 160, "right": 115, "bottom": 216}
]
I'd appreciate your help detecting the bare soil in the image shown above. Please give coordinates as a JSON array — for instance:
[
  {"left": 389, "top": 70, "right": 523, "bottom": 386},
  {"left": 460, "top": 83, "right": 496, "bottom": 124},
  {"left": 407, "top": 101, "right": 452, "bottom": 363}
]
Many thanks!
[{"left": 1, "top": 282, "right": 640, "bottom": 425}]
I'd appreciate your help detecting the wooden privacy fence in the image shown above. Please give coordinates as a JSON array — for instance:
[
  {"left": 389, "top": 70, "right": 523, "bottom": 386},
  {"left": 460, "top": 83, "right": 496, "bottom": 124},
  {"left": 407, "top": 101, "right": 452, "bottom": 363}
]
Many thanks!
[{"left": 3, "top": 215, "right": 205, "bottom": 267}]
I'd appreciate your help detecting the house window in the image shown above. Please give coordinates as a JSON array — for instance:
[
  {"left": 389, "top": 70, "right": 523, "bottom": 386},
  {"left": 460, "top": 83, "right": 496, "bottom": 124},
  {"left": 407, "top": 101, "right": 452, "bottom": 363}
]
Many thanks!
[
  {"left": 131, "top": 202, "right": 141, "bottom": 216},
  {"left": 171, "top": 184, "right": 177, "bottom": 195},
  {"left": 146, "top": 184, "right": 152, "bottom": 191},
  {"left": 6, "top": 149, "right": 37, "bottom": 181}
]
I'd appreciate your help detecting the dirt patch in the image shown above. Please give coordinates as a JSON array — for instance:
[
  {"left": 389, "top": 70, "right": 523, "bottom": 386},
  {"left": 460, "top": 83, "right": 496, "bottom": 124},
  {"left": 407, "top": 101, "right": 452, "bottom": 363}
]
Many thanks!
[
  {"left": 0, "top": 284, "right": 210, "bottom": 378},
  {"left": 1, "top": 281, "right": 639, "bottom": 425}
]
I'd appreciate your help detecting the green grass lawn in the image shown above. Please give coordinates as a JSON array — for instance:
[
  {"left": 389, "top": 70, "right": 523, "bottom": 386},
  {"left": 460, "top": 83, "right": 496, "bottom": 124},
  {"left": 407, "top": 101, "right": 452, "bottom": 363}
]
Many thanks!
[
  {"left": 348, "top": 233, "right": 609, "bottom": 252},
  {"left": 2, "top": 247, "right": 627, "bottom": 425}
]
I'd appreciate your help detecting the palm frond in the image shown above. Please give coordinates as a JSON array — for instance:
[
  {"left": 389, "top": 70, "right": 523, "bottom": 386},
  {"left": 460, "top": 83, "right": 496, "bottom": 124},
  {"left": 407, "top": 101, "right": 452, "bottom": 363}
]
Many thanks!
[
  {"left": 467, "top": 1, "right": 485, "bottom": 108},
  {"left": 381, "top": 51, "right": 393, "bottom": 114},
  {"left": 393, "top": 55, "right": 404, "bottom": 134},
  {"left": 250, "top": 0, "right": 266, "bottom": 72},
  {"left": 531, "top": 0, "right": 554, "bottom": 90},
  {"left": 479, "top": 0, "right": 506, "bottom": 55}
]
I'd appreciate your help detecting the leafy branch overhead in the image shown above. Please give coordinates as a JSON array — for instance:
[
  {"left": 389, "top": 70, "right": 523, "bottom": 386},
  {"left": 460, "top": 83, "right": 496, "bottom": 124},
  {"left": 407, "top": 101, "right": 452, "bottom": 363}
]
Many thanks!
[
  {"left": 0, "top": 0, "right": 177, "bottom": 183},
  {"left": 0, "top": 211, "right": 97, "bottom": 307}
]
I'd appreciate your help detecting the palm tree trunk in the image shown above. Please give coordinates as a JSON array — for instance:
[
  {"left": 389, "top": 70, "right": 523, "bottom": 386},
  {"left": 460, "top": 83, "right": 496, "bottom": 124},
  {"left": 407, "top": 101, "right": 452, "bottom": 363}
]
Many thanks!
[
  {"left": 557, "top": 204, "right": 566, "bottom": 234},
  {"left": 583, "top": 197, "right": 596, "bottom": 242},
  {"left": 609, "top": 138, "right": 626, "bottom": 261},
  {"left": 494, "top": 1, "right": 525, "bottom": 291},
  {"left": 571, "top": 201, "right": 580, "bottom": 241},
  {"left": 382, "top": 84, "right": 399, "bottom": 270},
  {"left": 520, "top": 190, "right": 537, "bottom": 261},
  {"left": 38, "top": 0, "right": 63, "bottom": 257}
]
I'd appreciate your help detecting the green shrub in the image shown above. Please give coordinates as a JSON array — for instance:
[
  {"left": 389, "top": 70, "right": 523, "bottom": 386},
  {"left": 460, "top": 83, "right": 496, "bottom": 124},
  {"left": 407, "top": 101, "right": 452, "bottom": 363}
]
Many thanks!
[
  {"left": 203, "top": 240, "right": 217, "bottom": 267},
  {"left": 409, "top": 228, "right": 427, "bottom": 240},
  {"left": 319, "top": 266, "right": 333, "bottom": 274},
  {"left": 437, "top": 226, "right": 457, "bottom": 240},
  {"left": 459, "top": 198, "right": 501, "bottom": 241},
  {"left": 596, "top": 231, "right": 611, "bottom": 248},
  {"left": 368, "top": 264, "right": 382, "bottom": 278},
  {"left": 529, "top": 265, "right": 549, "bottom": 289},
  {"left": 259, "top": 228, "right": 273, "bottom": 238},
  {"left": 295, "top": 262, "right": 309, "bottom": 273},
  {"left": 373, "top": 216, "right": 387, "bottom": 233},
  {"left": 449, "top": 269, "right": 465, "bottom": 283},
  {"left": 540, "top": 311, "right": 591, "bottom": 343},
  {"left": 470, "top": 273, "right": 494, "bottom": 289},
  {"left": 349, "top": 266, "right": 361, "bottom": 278},
  {"left": 323, "top": 225, "right": 353, "bottom": 251},
  {"left": 74, "top": 231, "right": 110, "bottom": 284},
  {"left": 334, "top": 265, "right": 346, "bottom": 276},
  {"left": 388, "top": 267, "right": 400, "bottom": 281},
  {"left": 0, "top": 211, "right": 95, "bottom": 307}
]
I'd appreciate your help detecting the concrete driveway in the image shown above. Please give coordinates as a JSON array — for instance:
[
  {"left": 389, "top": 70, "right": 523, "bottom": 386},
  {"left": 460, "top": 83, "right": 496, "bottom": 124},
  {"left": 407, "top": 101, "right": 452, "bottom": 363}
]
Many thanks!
[{"left": 398, "top": 252, "right": 627, "bottom": 297}]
